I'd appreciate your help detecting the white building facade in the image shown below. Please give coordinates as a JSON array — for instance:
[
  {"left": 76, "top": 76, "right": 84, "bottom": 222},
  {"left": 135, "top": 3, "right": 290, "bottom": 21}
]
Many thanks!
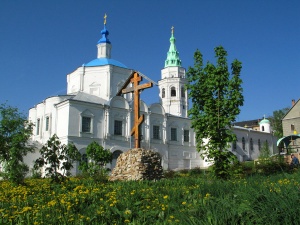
[{"left": 27, "top": 20, "right": 277, "bottom": 175}]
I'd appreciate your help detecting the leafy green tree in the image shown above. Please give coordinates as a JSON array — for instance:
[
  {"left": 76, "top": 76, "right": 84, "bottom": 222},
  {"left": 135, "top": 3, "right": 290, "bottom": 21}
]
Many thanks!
[
  {"left": 186, "top": 46, "right": 244, "bottom": 179},
  {"left": 80, "top": 141, "right": 112, "bottom": 178},
  {"left": 259, "top": 141, "right": 271, "bottom": 159},
  {"left": 0, "top": 103, "right": 34, "bottom": 184},
  {"left": 34, "top": 134, "right": 81, "bottom": 183},
  {"left": 268, "top": 107, "right": 289, "bottom": 138}
]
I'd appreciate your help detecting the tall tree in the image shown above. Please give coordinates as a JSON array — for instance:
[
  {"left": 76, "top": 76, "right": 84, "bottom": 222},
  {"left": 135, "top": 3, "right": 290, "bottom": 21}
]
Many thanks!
[
  {"left": 0, "top": 103, "right": 34, "bottom": 184},
  {"left": 186, "top": 46, "right": 244, "bottom": 179},
  {"left": 268, "top": 107, "right": 289, "bottom": 138}
]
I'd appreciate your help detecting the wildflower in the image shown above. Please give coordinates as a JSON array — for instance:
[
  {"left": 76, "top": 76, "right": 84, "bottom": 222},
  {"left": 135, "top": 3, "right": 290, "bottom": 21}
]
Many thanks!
[
  {"left": 163, "top": 195, "right": 168, "bottom": 199},
  {"left": 169, "top": 215, "right": 175, "bottom": 219},
  {"left": 124, "top": 219, "right": 130, "bottom": 223},
  {"left": 125, "top": 209, "right": 132, "bottom": 215},
  {"left": 182, "top": 201, "right": 186, "bottom": 205}
]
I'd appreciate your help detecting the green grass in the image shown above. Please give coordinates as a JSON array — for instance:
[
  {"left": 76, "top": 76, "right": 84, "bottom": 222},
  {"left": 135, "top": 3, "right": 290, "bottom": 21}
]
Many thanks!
[{"left": 1, "top": 169, "right": 300, "bottom": 224}]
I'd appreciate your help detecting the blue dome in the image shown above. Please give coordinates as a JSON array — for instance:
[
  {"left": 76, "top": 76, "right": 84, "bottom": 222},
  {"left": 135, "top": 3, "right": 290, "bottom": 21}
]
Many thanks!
[
  {"left": 98, "top": 25, "right": 111, "bottom": 44},
  {"left": 84, "top": 58, "right": 127, "bottom": 68}
]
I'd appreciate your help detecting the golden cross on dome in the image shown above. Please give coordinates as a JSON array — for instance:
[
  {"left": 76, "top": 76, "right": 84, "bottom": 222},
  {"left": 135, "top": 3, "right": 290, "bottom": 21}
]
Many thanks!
[
  {"left": 171, "top": 26, "right": 174, "bottom": 34},
  {"left": 104, "top": 13, "right": 107, "bottom": 25}
]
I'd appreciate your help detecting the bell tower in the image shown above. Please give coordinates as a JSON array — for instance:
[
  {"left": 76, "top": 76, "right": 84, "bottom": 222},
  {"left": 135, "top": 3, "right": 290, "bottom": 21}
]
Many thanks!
[{"left": 158, "top": 27, "right": 188, "bottom": 117}]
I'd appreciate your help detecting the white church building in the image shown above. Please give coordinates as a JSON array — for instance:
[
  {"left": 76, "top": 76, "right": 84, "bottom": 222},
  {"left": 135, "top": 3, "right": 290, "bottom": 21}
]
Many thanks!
[{"left": 26, "top": 18, "right": 277, "bottom": 175}]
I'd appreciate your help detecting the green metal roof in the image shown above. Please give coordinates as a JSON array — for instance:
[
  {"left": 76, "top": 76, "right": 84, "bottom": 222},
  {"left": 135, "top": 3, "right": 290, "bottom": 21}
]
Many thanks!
[{"left": 164, "top": 27, "right": 181, "bottom": 68}]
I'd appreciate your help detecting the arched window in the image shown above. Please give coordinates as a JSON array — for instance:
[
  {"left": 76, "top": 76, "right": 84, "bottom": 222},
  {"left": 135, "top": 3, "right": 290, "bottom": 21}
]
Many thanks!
[
  {"left": 232, "top": 141, "right": 237, "bottom": 151},
  {"left": 258, "top": 139, "right": 261, "bottom": 150},
  {"left": 242, "top": 137, "right": 245, "bottom": 150},
  {"left": 81, "top": 154, "right": 88, "bottom": 165},
  {"left": 112, "top": 150, "right": 123, "bottom": 160},
  {"left": 250, "top": 138, "right": 253, "bottom": 151},
  {"left": 111, "top": 150, "right": 123, "bottom": 170},
  {"left": 171, "top": 87, "right": 176, "bottom": 97},
  {"left": 162, "top": 88, "right": 165, "bottom": 98},
  {"left": 262, "top": 126, "right": 265, "bottom": 131},
  {"left": 181, "top": 87, "right": 185, "bottom": 97}
]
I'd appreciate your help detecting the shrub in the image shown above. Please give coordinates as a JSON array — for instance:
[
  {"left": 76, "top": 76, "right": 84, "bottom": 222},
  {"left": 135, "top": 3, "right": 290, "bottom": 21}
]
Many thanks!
[
  {"left": 34, "top": 134, "right": 81, "bottom": 183},
  {"left": 79, "top": 141, "right": 112, "bottom": 180}
]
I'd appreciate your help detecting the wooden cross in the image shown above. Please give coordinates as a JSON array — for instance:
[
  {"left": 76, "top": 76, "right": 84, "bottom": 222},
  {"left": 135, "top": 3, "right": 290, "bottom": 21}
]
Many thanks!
[{"left": 117, "top": 71, "right": 153, "bottom": 148}]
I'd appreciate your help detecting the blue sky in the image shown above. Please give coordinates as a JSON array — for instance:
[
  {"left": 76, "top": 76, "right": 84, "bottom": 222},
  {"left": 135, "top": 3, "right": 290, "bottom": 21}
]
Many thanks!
[{"left": 1, "top": 0, "right": 299, "bottom": 121}]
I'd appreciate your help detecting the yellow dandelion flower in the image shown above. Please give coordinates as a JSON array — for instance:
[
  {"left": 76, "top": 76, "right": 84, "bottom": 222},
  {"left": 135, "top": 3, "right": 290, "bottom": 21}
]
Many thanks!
[
  {"left": 125, "top": 209, "right": 132, "bottom": 215},
  {"left": 163, "top": 195, "right": 168, "bottom": 199}
]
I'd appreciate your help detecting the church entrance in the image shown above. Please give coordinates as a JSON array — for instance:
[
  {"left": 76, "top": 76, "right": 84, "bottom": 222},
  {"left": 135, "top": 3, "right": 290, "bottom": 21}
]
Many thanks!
[{"left": 111, "top": 150, "right": 123, "bottom": 170}]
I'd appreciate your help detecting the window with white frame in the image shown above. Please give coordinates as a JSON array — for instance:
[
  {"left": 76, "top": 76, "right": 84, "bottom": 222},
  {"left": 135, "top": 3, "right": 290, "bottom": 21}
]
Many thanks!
[
  {"left": 162, "top": 88, "right": 165, "bottom": 98},
  {"left": 45, "top": 116, "right": 49, "bottom": 131},
  {"left": 82, "top": 117, "right": 91, "bottom": 133},
  {"left": 171, "top": 128, "right": 177, "bottom": 141},
  {"left": 291, "top": 124, "right": 295, "bottom": 132},
  {"left": 242, "top": 137, "right": 245, "bottom": 150},
  {"left": 153, "top": 125, "right": 160, "bottom": 139},
  {"left": 184, "top": 129, "right": 189, "bottom": 142},
  {"left": 36, "top": 118, "right": 40, "bottom": 135},
  {"left": 114, "top": 120, "right": 122, "bottom": 135},
  {"left": 232, "top": 141, "right": 237, "bottom": 151}
]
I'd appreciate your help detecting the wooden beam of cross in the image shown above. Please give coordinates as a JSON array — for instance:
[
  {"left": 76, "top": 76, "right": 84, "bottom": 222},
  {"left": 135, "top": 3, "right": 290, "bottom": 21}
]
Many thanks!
[{"left": 117, "top": 71, "right": 153, "bottom": 148}]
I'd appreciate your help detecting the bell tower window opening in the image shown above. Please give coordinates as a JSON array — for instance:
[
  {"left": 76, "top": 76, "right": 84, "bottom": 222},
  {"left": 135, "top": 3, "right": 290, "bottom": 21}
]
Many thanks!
[
  {"left": 162, "top": 88, "right": 165, "bottom": 98},
  {"left": 171, "top": 87, "right": 176, "bottom": 97}
]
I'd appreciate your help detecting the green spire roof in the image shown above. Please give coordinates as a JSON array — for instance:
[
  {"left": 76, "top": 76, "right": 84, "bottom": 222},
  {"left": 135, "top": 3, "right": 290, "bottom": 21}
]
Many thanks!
[{"left": 164, "top": 26, "right": 181, "bottom": 68}]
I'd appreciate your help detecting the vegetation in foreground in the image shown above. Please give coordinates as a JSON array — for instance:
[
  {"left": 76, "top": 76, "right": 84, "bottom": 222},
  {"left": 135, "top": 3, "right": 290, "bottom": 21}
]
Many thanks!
[
  {"left": 186, "top": 46, "right": 244, "bottom": 179},
  {"left": 1, "top": 165, "right": 300, "bottom": 225}
]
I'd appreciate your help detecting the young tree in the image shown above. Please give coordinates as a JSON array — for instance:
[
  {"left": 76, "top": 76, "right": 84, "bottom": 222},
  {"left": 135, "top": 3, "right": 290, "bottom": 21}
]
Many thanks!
[
  {"left": 268, "top": 107, "right": 289, "bottom": 138},
  {"left": 259, "top": 141, "right": 271, "bottom": 159},
  {"left": 0, "top": 103, "right": 34, "bottom": 184},
  {"left": 186, "top": 46, "right": 244, "bottom": 179},
  {"left": 80, "top": 141, "right": 112, "bottom": 178},
  {"left": 34, "top": 134, "right": 81, "bottom": 183}
]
